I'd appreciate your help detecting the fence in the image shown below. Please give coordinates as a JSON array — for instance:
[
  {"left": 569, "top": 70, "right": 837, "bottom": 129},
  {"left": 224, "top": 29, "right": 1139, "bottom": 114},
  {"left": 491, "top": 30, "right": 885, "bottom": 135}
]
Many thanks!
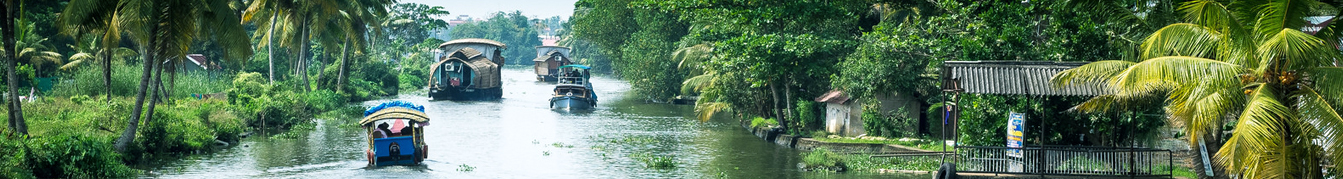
[{"left": 954, "top": 145, "right": 1173, "bottom": 177}]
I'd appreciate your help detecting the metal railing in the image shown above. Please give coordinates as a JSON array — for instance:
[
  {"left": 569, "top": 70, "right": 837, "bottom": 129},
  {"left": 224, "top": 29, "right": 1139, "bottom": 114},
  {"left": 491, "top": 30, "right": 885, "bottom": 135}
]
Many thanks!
[{"left": 954, "top": 145, "right": 1173, "bottom": 177}]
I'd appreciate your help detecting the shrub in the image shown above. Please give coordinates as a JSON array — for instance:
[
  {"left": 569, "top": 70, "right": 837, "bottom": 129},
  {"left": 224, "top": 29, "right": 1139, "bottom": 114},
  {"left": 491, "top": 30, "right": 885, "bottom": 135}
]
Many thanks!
[
  {"left": 801, "top": 148, "right": 846, "bottom": 172},
  {"left": 861, "top": 103, "right": 918, "bottom": 138},
  {"left": 23, "top": 133, "right": 137, "bottom": 178},
  {"left": 137, "top": 107, "right": 216, "bottom": 154},
  {"left": 749, "top": 117, "right": 778, "bottom": 128},
  {"left": 795, "top": 100, "right": 820, "bottom": 131}
]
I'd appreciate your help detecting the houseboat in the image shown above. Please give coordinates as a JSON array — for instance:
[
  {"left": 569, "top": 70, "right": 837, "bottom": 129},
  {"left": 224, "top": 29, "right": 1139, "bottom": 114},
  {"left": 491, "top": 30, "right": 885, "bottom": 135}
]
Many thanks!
[
  {"left": 550, "top": 65, "right": 597, "bottom": 110},
  {"left": 361, "top": 101, "right": 430, "bottom": 166},
  {"left": 428, "top": 38, "right": 506, "bottom": 100},
  {"left": 532, "top": 46, "right": 573, "bottom": 82}
]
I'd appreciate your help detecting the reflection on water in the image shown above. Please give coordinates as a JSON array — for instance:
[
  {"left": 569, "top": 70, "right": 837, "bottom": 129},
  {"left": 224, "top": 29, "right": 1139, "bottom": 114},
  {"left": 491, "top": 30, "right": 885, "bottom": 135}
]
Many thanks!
[{"left": 149, "top": 67, "right": 925, "bottom": 178}]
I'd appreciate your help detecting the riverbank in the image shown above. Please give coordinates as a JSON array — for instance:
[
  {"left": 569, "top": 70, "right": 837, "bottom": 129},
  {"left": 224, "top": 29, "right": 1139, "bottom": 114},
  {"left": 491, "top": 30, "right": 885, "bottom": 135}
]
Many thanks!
[
  {"left": 0, "top": 71, "right": 363, "bottom": 178},
  {"left": 739, "top": 120, "right": 947, "bottom": 174}
]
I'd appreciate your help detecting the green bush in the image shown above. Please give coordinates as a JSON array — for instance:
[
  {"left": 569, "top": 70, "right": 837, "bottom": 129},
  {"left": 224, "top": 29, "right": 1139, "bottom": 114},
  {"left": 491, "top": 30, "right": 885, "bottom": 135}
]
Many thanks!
[
  {"left": 861, "top": 103, "right": 918, "bottom": 138},
  {"left": 795, "top": 100, "right": 820, "bottom": 131},
  {"left": 22, "top": 133, "right": 137, "bottom": 178},
  {"left": 137, "top": 107, "right": 216, "bottom": 154},
  {"left": 749, "top": 117, "right": 778, "bottom": 128},
  {"left": 801, "top": 148, "right": 846, "bottom": 172}
]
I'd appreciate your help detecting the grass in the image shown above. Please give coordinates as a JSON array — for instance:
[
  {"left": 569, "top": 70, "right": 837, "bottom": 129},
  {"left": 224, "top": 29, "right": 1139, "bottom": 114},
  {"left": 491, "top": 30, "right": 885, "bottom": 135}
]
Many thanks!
[
  {"left": 811, "top": 137, "right": 949, "bottom": 151},
  {"left": 800, "top": 148, "right": 940, "bottom": 173}
]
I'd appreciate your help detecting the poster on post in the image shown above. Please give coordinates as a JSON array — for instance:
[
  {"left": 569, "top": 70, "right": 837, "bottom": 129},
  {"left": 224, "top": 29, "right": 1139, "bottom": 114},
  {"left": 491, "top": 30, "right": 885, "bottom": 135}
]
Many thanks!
[{"left": 1006, "top": 112, "right": 1025, "bottom": 158}]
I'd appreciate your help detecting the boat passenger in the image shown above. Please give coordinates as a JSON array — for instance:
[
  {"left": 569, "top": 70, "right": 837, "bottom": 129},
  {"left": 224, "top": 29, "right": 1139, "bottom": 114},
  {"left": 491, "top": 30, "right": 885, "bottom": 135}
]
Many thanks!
[{"left": 376, "top": 123, "right": 392, "bottom": 138}]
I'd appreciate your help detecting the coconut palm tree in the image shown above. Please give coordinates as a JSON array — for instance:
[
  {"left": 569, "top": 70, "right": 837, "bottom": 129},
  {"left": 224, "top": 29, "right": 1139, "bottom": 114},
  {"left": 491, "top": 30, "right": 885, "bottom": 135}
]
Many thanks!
[
  {"left": 673, "top": 44, "right": 732, "bottom": 121},
  {"left": 2, "top": 0, "right": 25, "bottom": 135},
  {"left": 59, "top": 0, "right": 124, "bottom": 98},
  {"left": 61, "top": 36, "right": 137, "bottom": 73},
  {"left": 89, "top": 0, "right": 253, "bottom": 152},
  {"left": 11, "top": 20, "right": 62, "bottom": 79},
  {"left": 244, "top": 0, "right": 295, "bottom": 84},
  {"left": 1052, "top": 0, "right": 1343, "bottom": 177}
]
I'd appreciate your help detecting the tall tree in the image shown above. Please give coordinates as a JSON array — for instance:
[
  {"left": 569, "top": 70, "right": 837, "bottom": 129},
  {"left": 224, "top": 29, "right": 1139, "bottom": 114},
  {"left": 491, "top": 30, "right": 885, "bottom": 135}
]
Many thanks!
[
  {"left": 102, "top": 0, "right": 253, "bottom": 152},
  {"left": 243, "top": 0, "right": 295, "bottom": 84},
  {"left": 59, "top": 0, "right": 123, "bottom": 98},
  {"left": 1054, "top": 0, "right": 1343, "bottom": 177},
  {"left": 2, "top": 0, "right": 25, "bottom": 135}
]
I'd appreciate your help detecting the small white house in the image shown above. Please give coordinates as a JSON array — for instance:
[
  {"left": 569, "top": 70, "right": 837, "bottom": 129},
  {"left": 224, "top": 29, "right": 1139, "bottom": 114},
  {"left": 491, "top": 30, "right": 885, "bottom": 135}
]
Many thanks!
[
  {"left": 816, "top": 90, "right": 864, "bottom": 136},
  {"left": 815, "top": 90, "right": 924, "bottom": 137}
]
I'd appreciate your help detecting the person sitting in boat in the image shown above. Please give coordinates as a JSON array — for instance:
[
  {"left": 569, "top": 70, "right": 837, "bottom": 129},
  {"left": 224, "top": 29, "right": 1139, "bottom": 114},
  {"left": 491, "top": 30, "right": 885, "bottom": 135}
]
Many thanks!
[
  {"left": 399, "top": 124, "right": 414, "bottom": 136},
  {"left": 376, "top": 123, "right": 392, "bottom": 138}
]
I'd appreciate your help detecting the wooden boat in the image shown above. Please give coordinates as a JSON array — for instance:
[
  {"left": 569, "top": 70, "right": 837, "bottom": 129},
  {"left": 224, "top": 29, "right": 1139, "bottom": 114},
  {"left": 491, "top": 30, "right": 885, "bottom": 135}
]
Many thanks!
[
  {"left": 550, "top": 65, "right": 597, "bottom": 110},
  {"left": 428, "top": 38, "right": 506, "bottom": 100},
  {"left": 361, "top": 101, "right": 430, "bottom": 166},
  {"left": 532, "top": 46, "right": 572, "bottom": 82}
]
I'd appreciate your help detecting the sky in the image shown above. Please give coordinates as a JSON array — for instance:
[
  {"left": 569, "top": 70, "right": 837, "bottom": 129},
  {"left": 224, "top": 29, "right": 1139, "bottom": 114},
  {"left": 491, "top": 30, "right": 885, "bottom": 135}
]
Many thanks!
[{"left": 399, "top": 0, "right": 580, "bottom": 20}]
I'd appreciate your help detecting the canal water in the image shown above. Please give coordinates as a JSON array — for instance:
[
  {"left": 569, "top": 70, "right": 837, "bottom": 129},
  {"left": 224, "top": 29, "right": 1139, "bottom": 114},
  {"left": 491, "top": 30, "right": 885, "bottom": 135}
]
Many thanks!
[{"left": 149, "top": 67, "right": 924, "bottom": 178}]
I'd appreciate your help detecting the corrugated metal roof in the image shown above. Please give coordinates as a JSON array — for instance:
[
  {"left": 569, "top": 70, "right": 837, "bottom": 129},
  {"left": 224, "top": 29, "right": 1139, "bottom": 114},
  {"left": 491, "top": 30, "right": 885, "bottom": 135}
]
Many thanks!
[
  {"left": 440, "top": 38, "right": 507, "bottom": 49},
  {"left": 943, "top": 61, "right": 1105, "bottom": 96}
]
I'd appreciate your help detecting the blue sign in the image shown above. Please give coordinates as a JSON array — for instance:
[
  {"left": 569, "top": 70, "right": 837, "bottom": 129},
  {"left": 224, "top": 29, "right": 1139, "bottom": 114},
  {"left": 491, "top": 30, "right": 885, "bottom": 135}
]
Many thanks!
[{"left": 1006, "top": 112, "right": 1025, "bottom": 158}]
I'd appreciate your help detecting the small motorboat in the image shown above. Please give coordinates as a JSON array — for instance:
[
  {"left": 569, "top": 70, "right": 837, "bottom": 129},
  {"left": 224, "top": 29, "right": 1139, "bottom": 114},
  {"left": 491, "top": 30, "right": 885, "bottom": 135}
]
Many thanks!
[
  {"left": 360, "top": 101, "right": 430, "bottom": 166},
  {"left": 550, "top": 65, "right": 597, "bottom": 110}
]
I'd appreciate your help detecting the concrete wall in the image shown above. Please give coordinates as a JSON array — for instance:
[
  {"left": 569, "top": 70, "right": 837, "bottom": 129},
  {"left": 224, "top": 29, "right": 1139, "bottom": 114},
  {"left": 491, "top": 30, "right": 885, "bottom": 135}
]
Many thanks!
[{"left": 825, "top": 102, "right": 865, "bottom": 136}]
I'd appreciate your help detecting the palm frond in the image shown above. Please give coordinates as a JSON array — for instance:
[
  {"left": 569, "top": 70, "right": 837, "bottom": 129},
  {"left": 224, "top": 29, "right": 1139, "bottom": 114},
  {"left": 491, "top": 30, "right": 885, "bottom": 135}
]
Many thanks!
[
  {"left": 1251, "top": 0, "right": 1314, "bottom": 41},
  {"left": 673, "top": 44, "right": 714, "bottom": 69},
  {"left": 1295, "top": 87, "right": 1343, "bottom": 170},
  {"left": 1140, "top": 23, "right": 1222, "bottom": 60},
  {"left": 694, "top": 102, "right": 732, "bottom": 122},
  {"left": 1052, "top": 60, "right": 1135, "bottom": 88},
  {"left": 681, "top": 73, "right": 716, "bottom": 94},
  {"left": 1167, "top": 84, "right": 1243, "bottom": 144},
  {"left": 1216, "top": 85, "right": 1294, "bottom": 178},
  {"left": 1305, "top": 67, "right": 1343, "bottom": 108},
  {"left": 1179, "top": 0, "right": 1246, "bottom": 34},
  {"left": 1257, "top": 28, "right": 1341, "bottom": 72},
  {"left": 1108, "top": 56, "right": 1247, "bottom": 98}
]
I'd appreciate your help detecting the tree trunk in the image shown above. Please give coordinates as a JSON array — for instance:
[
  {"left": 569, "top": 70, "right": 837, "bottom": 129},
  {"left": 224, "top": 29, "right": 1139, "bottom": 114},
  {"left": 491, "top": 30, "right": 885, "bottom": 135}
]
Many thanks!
[
  {"left": 115, "top": 10, "right": 161, "bottom": 151},
  {"left": 314, "top": 53, "right": 325, "bottom": 90},
  {"left": 784, "top": 79, "right": 794, "bottom": 129},
  {"left": 144, "top": 56, "right": 165, "bottom": 124},
  {"left": 299, "top": 16, "right": 311, "bottom": 92},
  {"left": 267, "top": 13, "right": 277, "bottom": 84},
  {"left": 4, "top": 0, "right": 26, "bottom": 135},
  {"left": 164, "top": 62, "right": 176, "bottom": 102},
  {"left": 337, "top": 35, "right": 349, "bottom": 92},
  {"left": 770, "top": 80, "right": 789, "bottom": 132},
  {"left": 103, "top": 44, "right": 113, "bottom": 98}
]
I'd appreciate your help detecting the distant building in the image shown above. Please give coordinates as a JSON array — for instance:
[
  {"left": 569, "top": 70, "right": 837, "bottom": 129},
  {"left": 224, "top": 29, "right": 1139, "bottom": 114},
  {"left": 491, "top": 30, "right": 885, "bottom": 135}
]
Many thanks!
[
  {"left": 448, "top": 15, "right": 474, "bottom": 27},
  {"left": 180, "top": 54, "right": 221, "bottom": 79},
  {"left": 815, "top": 90, "right": 923, "bottom": 137}
]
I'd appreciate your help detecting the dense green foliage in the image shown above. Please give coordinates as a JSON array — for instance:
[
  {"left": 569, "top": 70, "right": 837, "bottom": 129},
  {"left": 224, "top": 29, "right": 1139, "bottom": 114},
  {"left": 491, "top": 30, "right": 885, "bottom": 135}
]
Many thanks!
[
  {"left": 568, "top": 0, "right": 1179, "bottom": 148},
  {"left": 448, "top": 11, "right": 544, "bottom": 65}
]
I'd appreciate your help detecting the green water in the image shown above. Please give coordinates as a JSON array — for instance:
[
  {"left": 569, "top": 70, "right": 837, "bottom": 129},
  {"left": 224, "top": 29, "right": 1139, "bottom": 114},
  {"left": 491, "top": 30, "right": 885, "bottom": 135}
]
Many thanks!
[{"left": 148, "top": 67, "right": 926, "bottom": 178}]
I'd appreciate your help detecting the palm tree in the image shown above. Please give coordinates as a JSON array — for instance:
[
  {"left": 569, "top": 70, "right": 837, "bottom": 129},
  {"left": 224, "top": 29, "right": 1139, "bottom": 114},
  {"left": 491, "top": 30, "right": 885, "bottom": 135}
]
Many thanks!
[
  {"left": 89, "top": 0, "right": 252, "bottom": 152},
  {"left": 12, "top": 20, "right": 64, "bottom": 78},
  {"left": 59, "top": 0, "right": 123, "bottom": 98},
  {"left": 244, "top": 0, "right": 295, "bottom": 84},
  {"left": 61, "top": 36, "right": 137, "bottom": 73},
  {"left": 2, "top": 0, "right": 26, "bottom": 135},
  {"left": 673, "top": 44, "right": 732, "bottom": 121},
  {"left": 1052, "top": 0, "right": 1343, "bottom": 177}
]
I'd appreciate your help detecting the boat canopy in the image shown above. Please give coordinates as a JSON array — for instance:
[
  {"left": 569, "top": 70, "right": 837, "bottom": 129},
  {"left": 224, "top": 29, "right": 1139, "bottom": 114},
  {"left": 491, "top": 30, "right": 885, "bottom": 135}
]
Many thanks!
[
  {"left": 360, "top": 107, "right": 430, "bottom": 125},
  {"left": 360, "top": 101, "right": 430, "bottom": 125},
  {"left": 558, "top": 64, "right": 591, "bottom": 70}
]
